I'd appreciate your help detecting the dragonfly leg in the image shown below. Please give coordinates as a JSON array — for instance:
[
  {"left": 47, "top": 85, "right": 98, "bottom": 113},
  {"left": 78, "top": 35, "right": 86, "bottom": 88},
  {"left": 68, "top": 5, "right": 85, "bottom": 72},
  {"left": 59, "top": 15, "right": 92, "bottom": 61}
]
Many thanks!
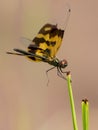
[{"left": 46, "top": 67, "right": 56, "bottom": 86}]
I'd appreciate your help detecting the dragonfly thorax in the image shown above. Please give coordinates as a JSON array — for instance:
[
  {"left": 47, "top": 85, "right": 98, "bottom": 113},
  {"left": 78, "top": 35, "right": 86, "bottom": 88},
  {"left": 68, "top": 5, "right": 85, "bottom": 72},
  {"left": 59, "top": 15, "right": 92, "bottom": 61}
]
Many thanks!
[{"left": 48, "top": 58, "right": 68, "bottom": 68}]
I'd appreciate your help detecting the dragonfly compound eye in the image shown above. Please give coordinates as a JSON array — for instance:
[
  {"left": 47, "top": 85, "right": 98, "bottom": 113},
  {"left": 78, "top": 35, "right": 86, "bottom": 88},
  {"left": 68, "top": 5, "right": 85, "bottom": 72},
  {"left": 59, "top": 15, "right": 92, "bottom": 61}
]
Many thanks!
[{"left": 60, "top": 59, "right": 68, "bottom": 68}]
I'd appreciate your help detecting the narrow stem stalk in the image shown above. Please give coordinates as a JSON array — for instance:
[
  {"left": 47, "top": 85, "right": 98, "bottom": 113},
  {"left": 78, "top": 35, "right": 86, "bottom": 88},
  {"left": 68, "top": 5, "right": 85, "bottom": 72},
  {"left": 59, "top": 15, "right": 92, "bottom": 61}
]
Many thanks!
[
  {"left": 82, "top": 99, "right": 89, "bottom": 130},
  {"left": 66, "top": 73, "right": 78, "bottom": 130}
]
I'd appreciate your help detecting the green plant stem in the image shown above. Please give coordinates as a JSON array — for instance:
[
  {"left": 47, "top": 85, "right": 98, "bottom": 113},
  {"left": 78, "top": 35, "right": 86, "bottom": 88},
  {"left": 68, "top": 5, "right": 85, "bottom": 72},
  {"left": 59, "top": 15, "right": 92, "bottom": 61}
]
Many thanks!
[
  {"left": 82, "top": 99, "right": 89, "bottom": 130},
  {"left": 66, "top": 73, "right": 78, "bottom": 130}
]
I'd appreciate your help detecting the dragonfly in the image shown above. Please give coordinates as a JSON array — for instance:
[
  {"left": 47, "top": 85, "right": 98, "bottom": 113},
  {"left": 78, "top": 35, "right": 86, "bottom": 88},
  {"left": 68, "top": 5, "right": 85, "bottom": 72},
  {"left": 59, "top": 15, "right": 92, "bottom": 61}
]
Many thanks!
[{"left": 7, "top": 9, "right": 71, "bottom": 80}]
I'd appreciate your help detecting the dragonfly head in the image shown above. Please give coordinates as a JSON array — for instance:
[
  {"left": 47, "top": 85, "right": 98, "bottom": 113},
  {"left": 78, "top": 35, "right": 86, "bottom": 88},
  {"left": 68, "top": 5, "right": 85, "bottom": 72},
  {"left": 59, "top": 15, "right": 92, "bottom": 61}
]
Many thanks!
[{"left": 59, "top": 59, "right": 68, "bottom": 68}]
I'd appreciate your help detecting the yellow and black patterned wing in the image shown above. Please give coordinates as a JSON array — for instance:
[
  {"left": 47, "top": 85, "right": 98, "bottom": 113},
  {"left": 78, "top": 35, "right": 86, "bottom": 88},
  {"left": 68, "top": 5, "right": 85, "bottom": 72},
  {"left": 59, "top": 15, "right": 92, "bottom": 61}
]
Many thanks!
[{"left": 27, "top": 23, "right": 64, "bottom": 61}]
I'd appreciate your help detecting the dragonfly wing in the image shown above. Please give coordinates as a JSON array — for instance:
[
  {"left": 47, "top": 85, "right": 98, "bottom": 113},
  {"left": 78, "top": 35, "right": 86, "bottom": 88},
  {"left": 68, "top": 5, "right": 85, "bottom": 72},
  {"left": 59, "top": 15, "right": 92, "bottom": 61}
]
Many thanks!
[
  {"left": 20, "top": 37, "right": 33, "bottom": 48},
  {"left": 31, "top": 24, "right": 64, "bottom": 59}
]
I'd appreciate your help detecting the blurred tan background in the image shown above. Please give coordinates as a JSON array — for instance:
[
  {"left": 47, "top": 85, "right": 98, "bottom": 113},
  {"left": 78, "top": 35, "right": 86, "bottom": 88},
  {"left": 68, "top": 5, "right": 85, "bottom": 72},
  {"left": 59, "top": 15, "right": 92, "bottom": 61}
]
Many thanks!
[{"left": 0, "top": 0, "right": 98, "bottom": 130}]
